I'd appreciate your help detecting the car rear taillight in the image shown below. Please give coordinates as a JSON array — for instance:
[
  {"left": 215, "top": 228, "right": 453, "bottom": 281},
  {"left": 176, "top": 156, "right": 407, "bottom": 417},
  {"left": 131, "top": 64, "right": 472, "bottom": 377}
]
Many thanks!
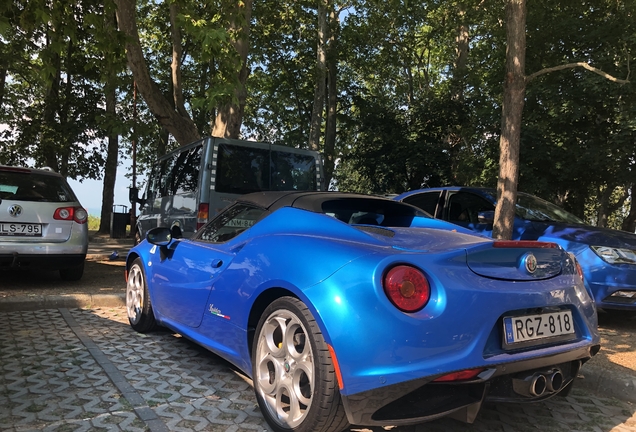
[
  {"left": 383, "top": 265, "right": 430, "bottom": 312},
  {"left": 197, "top": 203, "right": 209, "bottom": 230},
  {"left": 575, "top": 260, "right": 584, "bottom": 280},
  {"left": 433, "top": 368, "right": 486, "bottom": 382},
  {"left": 54, "top": 206, "right": 88, "bottom": 224},
  {"left": 493, "top": 240, "right": 558, "bottom": 248}
]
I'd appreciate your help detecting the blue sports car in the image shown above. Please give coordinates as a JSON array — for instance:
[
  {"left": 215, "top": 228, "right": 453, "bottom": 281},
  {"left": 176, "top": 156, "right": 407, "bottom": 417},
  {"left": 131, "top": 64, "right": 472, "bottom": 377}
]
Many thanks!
[
  {"left": 125, "top": 191, "right": 600, "bottom": 432},
  {"left": 395, "top": 187, "right": 636, "bottom": 312}
]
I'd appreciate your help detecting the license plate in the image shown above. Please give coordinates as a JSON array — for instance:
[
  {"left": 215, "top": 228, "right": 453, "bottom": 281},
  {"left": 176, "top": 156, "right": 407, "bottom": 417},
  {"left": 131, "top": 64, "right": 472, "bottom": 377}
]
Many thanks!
[
  {"left": 503, "top": 310, "right": 575, "bottom": 345},
  {"left": 0, "top": 222, "right": 42, "bottom": 236}
]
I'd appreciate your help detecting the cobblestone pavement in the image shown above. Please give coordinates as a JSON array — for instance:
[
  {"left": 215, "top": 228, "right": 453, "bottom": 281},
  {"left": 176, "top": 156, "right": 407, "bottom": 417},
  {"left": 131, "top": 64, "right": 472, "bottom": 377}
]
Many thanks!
[{"left": 1, "top": 307, "right": 634, "bottom": 432}]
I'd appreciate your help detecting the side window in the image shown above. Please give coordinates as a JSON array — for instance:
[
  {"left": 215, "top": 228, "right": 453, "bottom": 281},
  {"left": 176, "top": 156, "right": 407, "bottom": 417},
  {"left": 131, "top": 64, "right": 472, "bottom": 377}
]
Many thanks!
[
  {"left": 158, "top": 156, "right": 177, "bottom": 196},
  {"left": 402, "top": 192, "right": 441, "bottom": 217},
  {"left": 215, "top": 144, "right": 269, "bottom": 193},
  {"left": 446, "top": 192, "right": 494, "bottom": 224},
  {"left": 145, "top": 165, "right": 161, "bottom": 209},
  {"left": 198, "top": 204, "right": 266, "bottom": 243},
  {"left": 171, "top": 145, "right": 202, "bottom": 194},
  {"left": 270, "top": 151, "right": 317, "bottom": 191}
]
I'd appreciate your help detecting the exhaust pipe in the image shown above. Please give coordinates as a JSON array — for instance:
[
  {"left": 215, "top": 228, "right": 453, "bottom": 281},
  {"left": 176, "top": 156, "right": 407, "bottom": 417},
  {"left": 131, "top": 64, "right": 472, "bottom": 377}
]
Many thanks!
[
  {"left": 512, "top": 373, "right": 547, "bottom": 397},
  {"left": 546, "top": 369, "right": 564, "bottom": 392},
  {"left": 512, "top": 368, "right": 564, "bottom": 398}
]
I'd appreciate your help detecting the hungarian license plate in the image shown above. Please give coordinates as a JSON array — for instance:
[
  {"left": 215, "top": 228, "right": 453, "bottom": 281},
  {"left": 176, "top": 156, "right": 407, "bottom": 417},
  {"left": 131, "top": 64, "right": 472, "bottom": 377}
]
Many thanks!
[
  {"left": 503, "top": 310, "right": 575, "bottom": 345},
  {"left": 0, "top": 222, "right": 42, "bottom": 236}
]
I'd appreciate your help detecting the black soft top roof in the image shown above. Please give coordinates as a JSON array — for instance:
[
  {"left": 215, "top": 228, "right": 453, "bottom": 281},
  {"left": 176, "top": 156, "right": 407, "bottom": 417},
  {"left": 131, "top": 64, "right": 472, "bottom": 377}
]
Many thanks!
[{"left": 236, "top": 191, "right": 427, "bottom": 217}]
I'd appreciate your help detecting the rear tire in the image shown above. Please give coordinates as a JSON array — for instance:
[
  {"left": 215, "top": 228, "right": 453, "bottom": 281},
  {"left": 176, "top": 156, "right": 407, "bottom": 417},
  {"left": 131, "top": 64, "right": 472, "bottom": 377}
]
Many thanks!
[
  {"left": 60, "top": 261, "right": 85, "bottom": 281},
  {"left": 126, "top": 258, "right": 156, "bottom": 332},
  {"left": 252, "top": 296, "right": 349, "bottom": 432}
]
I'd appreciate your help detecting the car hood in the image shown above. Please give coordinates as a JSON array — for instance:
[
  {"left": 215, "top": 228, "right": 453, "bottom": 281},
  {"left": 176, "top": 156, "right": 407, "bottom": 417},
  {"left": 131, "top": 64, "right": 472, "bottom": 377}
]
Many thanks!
[{"left": 530, "top": 221, "right": 636, "bottom": 249}]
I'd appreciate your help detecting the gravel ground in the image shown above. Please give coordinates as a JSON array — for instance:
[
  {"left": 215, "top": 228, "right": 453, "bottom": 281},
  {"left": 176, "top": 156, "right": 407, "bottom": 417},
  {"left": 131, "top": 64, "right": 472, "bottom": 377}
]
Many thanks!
[{"left": 592, "top": 311, "right": 636, "bottom": 372}]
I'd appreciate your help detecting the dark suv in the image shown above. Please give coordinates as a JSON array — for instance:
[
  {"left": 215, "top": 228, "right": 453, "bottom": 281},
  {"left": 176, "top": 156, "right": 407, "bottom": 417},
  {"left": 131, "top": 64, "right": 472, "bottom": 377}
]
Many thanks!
[{"left": 0, "top": 165, "right": 88, "bottom": 280}]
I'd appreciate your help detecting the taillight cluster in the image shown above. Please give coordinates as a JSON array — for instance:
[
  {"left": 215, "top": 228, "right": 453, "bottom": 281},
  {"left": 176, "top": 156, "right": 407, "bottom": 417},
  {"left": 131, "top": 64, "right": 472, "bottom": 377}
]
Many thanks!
[
  {"left": 53, "top": 206, "right": 88, "bottom": 224},
  {"left": 383, "top": 265, "right": 430, "bottom": 312},
  {"left": 197, "top": 203, "right": 209, "bottom": 230}
]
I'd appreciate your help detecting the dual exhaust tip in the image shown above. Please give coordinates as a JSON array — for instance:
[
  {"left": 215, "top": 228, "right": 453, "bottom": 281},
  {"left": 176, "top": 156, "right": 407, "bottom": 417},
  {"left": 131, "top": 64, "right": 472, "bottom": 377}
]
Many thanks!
[{"left": 512, "top": 369, "right": 564, "bottom": 398}]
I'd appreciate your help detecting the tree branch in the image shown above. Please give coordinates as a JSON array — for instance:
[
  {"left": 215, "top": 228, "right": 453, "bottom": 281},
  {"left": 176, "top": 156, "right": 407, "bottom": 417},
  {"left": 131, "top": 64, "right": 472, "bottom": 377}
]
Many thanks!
[{"left": 526, "top": 62, "right": 630, "bottom": 84}]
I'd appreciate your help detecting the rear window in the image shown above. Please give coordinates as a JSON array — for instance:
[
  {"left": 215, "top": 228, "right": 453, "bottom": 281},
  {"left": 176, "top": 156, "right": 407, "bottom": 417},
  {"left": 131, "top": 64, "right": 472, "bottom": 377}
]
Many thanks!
[
  {"left": 0, "top": 171, "right": 77, "bottom": 203},
  {"left": 319, "top": 198, "right": 429, "bottom": 228}
]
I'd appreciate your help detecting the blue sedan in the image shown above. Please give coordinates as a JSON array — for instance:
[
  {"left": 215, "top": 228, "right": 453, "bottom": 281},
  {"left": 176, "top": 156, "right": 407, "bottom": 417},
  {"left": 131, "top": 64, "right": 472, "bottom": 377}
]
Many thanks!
[
  {"left": 395, "top": 187, "right": 636, "bottom": 312},
  {"left": 125, "top": 191, "right": 599, "bottom": 432}
]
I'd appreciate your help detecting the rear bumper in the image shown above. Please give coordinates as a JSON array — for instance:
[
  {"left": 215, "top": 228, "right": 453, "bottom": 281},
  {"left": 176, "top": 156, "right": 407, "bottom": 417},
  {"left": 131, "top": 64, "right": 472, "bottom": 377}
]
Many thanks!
[
  {"left": 0, "top": 253, "right": 86, "bottom": 269},
  {"left": 340, "top": 343, "right": 599, "bottom": 426}
]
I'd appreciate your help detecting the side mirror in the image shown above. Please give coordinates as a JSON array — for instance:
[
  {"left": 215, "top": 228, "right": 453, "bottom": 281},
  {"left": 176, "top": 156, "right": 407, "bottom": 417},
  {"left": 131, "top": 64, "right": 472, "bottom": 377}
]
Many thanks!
[
  {"left": 477, "top": 210, "right": 495, "bottom": 224},
  {"left": 146, "top": 227, "right": 172, "bottom": 246}
]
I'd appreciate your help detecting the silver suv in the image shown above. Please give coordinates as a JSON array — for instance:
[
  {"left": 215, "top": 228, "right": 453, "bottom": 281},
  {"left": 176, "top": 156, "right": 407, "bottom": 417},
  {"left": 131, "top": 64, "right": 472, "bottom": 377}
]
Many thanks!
[{"left": 0, "top": 165, "right": 88, "bottom": 280}]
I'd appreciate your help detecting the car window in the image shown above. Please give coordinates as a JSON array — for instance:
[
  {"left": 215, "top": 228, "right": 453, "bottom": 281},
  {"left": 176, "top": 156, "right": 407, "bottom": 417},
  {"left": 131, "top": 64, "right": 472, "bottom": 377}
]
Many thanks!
[
  {"left": 515, "top": 193, "right": 585, "bottom": 224},
  {"left": 446, "top": 192, "right": 494, "bottom": 224},
  {"left": 318, "top": 198, "right": 429, "bottom": 227},
  {"left": 197, "top": 204, "right": 266, "bottom": 243},
  {"left": 402, "top": 192, "right": 440, "bottom": 217},
  {"left": 0, "top": 172, "right": 77, "bottom": 202}
]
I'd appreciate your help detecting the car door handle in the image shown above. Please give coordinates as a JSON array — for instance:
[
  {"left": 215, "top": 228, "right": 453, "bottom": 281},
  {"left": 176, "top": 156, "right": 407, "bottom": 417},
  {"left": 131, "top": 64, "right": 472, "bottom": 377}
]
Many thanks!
[{"left": 211, "top": 259, "right": 223, "bottom": 268}]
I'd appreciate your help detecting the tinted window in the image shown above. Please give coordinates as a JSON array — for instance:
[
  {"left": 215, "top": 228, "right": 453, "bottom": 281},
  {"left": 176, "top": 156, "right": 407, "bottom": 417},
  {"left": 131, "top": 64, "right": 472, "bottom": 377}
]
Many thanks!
[
  {"left": 198, "top": 204, "right": 266, "bottom": 242},
  {"left": 319, "top": 198, "right": 429, "bottom": 227},
  {"left": 402, "top": 192, "right": 440, "bottom": 217},
  {"left": 271, "top": 151, "right": 317, "bottom": 191},
  {"left": 0, "top": 172, "right": 76, "bottom": 202},
  {"left": 215, "top": 144, "right": 270, "bottom": 193},
  {"left": 215, "top": 144, "right": 319, "bottom": 193},
  {"left": 446, "top": 192, "right": 494, "bottom": 223},
  {"left": 171, "top": 146, "right": 202, "bottom": 194}
]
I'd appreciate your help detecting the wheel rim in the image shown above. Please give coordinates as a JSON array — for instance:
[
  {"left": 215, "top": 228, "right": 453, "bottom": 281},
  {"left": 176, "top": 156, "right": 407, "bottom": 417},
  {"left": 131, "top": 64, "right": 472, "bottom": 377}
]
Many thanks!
[
  {"left": 126, "top": 264, "right": 144, "bottom": 325},
  {"left": 255, "top": 309, "right": 314, "bottom": 428}
]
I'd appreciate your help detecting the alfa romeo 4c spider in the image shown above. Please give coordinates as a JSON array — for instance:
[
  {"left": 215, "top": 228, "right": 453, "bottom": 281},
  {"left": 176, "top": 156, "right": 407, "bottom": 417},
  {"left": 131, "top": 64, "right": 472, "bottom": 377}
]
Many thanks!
[{"left": 125, "top": 191, "right": 600, "bottom": 432}]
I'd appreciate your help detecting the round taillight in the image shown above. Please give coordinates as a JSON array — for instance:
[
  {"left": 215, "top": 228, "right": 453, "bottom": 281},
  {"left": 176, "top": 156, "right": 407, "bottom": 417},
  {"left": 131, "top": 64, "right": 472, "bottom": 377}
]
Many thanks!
[
  {"left": 383, "top": 265, "right": 430, "bottom": 312},
  {"left": 56, "top": 208, "right": 71, "bottom": 220},
  {"left": 74, "top": 208, "right": 88, "bottom": 223}
]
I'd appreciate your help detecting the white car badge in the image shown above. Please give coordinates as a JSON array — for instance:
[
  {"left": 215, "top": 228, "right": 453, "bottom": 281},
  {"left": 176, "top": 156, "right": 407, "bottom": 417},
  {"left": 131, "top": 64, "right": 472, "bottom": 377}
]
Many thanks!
[
  {"left": 524, "top": 253, "right": 538, "bottom": 274},
  {"left": 8, "top": 205, "right": 22, "bottom": 217}
]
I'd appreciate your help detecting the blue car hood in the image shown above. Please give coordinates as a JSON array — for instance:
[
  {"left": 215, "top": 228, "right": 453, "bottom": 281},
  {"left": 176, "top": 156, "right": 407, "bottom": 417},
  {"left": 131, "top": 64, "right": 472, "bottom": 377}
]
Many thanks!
[{"left": 530, "top": 221, "right": 636, "bottom": 249}]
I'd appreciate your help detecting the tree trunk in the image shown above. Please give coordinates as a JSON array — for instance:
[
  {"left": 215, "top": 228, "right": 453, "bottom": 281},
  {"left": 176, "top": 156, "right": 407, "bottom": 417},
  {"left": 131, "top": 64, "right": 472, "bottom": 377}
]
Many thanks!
[
  {"left": 308, "top": 0, "right": 328, "bottom": 152},
  {"left": 170, "top": 1, "right": 188, "bottom": 119},
  {"left": 99, "top": 11, "right": 120, "bottom": 234},
  {"left": 0, "top": 65, "right": 6, "bottom": 107},
  {"left": 114, "top": 0, "right": 200, "bottom": 146},
  {"left": 99, "top": 87, "right": 119, "bottom": 234},
  {"left": 324, "top": 3, "right": 338, "bottom": 188},
  {"left": 211, "top": 0, "right": 253, "bottom": 139},
  {"left": 492, "top": 0, "right": 526, "bottom": 240}
]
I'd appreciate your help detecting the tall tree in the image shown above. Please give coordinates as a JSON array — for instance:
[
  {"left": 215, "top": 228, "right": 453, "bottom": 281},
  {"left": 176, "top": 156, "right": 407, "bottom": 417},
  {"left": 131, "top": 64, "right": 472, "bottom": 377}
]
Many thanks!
[
  {"left": 492, "top": 0, "right": 526, "bottom": 240},
  {"left": 114, "top": 0, "right": 200, "bottom": 145},
  {"left": 492, "top": 0, "right": 631, "bottom": 239}
]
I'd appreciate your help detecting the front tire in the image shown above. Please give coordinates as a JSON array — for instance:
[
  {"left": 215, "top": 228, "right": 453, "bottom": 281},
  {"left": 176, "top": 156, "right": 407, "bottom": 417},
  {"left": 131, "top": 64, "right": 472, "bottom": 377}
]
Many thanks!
[
  {"left": 126, "top": 258, "right": 156, "bottom": 332},
  {"left": 252, "top": 297, "right": 349, "bottom": 432}
]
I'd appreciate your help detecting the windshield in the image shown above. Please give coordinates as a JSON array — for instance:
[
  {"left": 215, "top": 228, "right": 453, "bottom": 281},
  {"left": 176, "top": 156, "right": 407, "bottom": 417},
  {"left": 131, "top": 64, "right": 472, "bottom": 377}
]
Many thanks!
[{"left": 482, "top": 190, "right": 586, "bottom": 224}]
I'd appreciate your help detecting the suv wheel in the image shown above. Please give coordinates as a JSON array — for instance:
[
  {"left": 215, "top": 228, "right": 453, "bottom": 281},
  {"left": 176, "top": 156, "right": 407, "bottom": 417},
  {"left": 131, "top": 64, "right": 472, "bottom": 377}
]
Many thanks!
[{"left": 60, "top": 261, "right": 85, "bottom": 281}]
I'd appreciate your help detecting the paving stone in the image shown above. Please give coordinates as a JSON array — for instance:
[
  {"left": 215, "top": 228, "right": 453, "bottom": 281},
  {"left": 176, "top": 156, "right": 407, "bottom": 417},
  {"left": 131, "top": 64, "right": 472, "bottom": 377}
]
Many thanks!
[{"left": 1, "top": 306, "right": 635, "bottom": 432}]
